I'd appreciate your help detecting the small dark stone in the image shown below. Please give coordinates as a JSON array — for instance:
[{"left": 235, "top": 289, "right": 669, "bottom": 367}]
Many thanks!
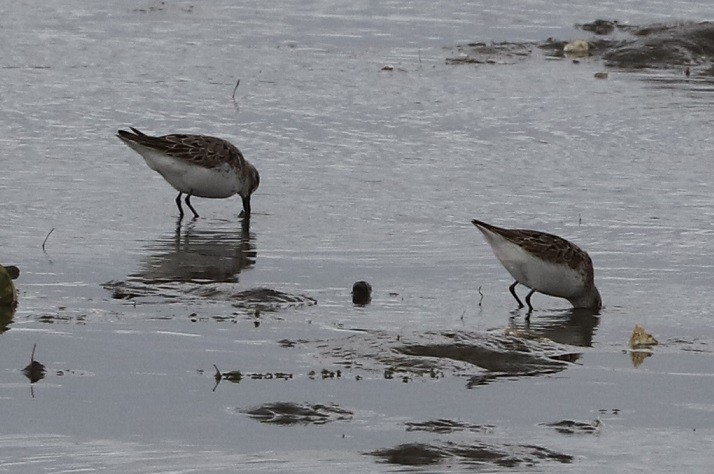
[{"left": 352, "top": 281, "right": 372, "bottom": 305}]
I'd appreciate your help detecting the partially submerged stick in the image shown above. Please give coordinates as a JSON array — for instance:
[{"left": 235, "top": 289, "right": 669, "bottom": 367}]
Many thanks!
[
  {"left": 231, "top": 79, "right": 240, "bottom": 100},
  {"left": 42, "top": 228, "right": 55, "bottom": 252}
]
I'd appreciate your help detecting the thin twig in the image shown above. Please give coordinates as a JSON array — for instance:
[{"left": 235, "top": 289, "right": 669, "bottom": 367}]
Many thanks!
[
  {"left": 478, "top": 286, "right": 484, "bottom": 306},
  {"left": 231, "top": 79, "right": 240, "bottom": 100},
  {"left": 212, "top": 365, "right": 222, "bottom": 392},
  {"left": 42, "top": 228, "right": 55, "bottom": 252},
  {"left": 31, "top": 343, "right": 37, "bottom": 362}
]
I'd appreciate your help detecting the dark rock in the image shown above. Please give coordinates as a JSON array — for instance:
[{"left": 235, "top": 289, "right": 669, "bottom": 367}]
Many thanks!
[{"left": 352, "top": 281, "right": 372, "bottom": 305}]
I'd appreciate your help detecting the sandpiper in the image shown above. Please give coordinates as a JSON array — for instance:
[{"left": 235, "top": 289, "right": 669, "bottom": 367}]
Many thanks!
[
  {"left": 471, "top": 219, "right": 601, "bottom": 311},
  {"left": 117, "top": 128, "right": 260, "bottom": 219}
]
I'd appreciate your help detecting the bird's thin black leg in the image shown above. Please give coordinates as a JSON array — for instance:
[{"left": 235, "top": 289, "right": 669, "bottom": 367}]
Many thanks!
[
  {"left": 185, "top": 194, "right": 199, "bottom": 218},
  {"left": 175, "top": 192, "right": 185, "bottom": 219},
  {"left": 525, "top": 289, "right": 536, "bottom": 312},
  {"left": 240, "top": 196, "right": 251, "bottom": 219},
  {"left": 509, "top": 281, "right": 525, "bottom": 308}
]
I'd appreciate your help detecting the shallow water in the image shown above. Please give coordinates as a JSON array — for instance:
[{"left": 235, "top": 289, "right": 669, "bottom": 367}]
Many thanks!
[{"left": 1, "top": 0, "right": 714, "bottom": 472}]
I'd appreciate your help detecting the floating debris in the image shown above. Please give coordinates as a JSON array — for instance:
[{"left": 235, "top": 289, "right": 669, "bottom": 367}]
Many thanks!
[
  {"left": 628, "top": 324, "right": 657, "bottom": 367},
  {"left": 564, "top": 40, "right": 590, "bottom": 57},
  {"left": 629, "top": 324, "right": 658, "bottom": 348},
  {"left": 594, "top": 71, "right": 609, "bottom": 79}
]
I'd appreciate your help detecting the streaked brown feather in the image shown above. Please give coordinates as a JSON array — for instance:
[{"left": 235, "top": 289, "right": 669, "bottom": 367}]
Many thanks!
[
  {"left": 471, "top": 219, "right": 593, "bottom": 277},
  {"left": 118, "top": 129, "right": 247, "bottom": 172}
]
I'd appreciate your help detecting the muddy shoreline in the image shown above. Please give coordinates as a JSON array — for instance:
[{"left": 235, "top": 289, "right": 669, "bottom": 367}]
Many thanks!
[{"left": 448, "top": 20, "right": 714, "bottom": 76}]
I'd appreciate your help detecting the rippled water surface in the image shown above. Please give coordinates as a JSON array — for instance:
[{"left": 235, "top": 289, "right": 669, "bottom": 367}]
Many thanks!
[{"left": 1, "top": 1, "right": 713, "bottom": 472}]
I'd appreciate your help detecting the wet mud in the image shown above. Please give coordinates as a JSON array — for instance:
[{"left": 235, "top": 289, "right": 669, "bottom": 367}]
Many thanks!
[
  {"left": 405, "top": 419, "right": 494, "bottom": 434},
  {"left": 104, "top": 280, "right": 316, "bottom": 317},
  {"left": 541, "top": 419, "right": 602, "bottom": 435},
  {"left": 307, "top": 330, "right": 580, "bottom": 384},
  {"left": 448, "top": 20, "right": 714, "bottom": 75},
  {"left": 601, "top": 21, "right": 714, "bottom": 71},
  {"left": 369, "top": 441, "right": 572, "bottom": 468},
  {"left": 240, "top": 402, "right": 353, "bottom": 425}
]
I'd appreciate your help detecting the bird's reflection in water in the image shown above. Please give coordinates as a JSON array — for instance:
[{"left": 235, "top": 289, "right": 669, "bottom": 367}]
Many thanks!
[
  {"left": 132, "top": 218, "right": 256, "bottom": 285},
  {"left": 507, "top": 309, "right": 600, "bottom": 348}
]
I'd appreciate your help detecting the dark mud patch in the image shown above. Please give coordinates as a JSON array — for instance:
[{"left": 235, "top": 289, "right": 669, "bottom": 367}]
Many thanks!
[
  {"left": 131, "top": 1, "right": 194, "bottom": 14},
  {"left": 541, "top": 419, "right": 602, "bottom": 435},
  {"left": 446, "top": 42, "right": 533, "bottom": 65},
  {"left": 448, "top": 20, "right": 714, "bottom": 76},
  {"left": 308, "top": 330, "right": 580, "bottom": 384},
  {"left": 405, "top": 419, "right": 494, "bottom": 434},
  {"left": 37, "top": 312, "right": 87, "bottom": 324},
  {"left": 368, "top": 441, "right": 572, "bottom": 468},
  {"left": 278, "top": 338, "right": 311, "bottom": 348},
  {"left": 229, "top": 288, "right": 317, "bottom": 312},
  {"left": 103, "top": 280, "right": 315, "bottom": 315},
  {"left": 601, "top": 21, "right": 714, "bottom": 70},
  {"left": 239, "top": 402, "right": 353, "bottom": 425},
  {"left": 670, "top": 338, "right": 711, "bottom": 354}
]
